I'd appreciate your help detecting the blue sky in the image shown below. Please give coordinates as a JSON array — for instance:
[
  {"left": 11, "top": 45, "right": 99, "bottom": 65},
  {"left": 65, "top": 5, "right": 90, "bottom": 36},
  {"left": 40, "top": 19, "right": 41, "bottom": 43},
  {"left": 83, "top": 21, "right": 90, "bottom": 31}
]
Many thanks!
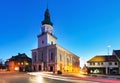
[{"left": 0, "top": 0, "right": 120, "bottom": 67}]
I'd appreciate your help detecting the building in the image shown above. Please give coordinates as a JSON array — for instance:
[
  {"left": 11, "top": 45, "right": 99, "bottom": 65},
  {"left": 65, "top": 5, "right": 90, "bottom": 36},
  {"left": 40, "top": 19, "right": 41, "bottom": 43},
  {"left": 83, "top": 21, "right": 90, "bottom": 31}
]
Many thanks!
[
  {"left": 87, "top": 50, "right": 120, "bottom": 75},
  {"left": 112, "top": 50, "right": 120, "bottom": 74},
  {"left": 31, "top": 8, "right": 80, "bottom": 73},
  {"left": 6, "top": 53, "right": 31, "bottom": 72}
]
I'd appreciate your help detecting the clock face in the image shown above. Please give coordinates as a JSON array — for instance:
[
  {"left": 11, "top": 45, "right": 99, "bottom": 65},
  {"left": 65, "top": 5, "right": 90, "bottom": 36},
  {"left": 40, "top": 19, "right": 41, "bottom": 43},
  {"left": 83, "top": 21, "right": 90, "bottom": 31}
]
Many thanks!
[
  {"left": 41, "top": 25, "right": 53, "bottom": 33},
  {"left": 47, "top": 27, "right": 53, "bottom": 33},
  {"left": 50, "top": 28, "right": 53, "bottom": 33}
]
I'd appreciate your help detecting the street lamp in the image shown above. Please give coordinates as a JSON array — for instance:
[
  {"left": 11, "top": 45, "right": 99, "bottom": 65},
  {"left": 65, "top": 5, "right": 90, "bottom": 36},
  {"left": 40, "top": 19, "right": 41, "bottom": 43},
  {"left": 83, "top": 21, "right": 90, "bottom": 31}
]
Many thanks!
[{"left": 107, "top": 45, "right": 111, "bottom": 55}]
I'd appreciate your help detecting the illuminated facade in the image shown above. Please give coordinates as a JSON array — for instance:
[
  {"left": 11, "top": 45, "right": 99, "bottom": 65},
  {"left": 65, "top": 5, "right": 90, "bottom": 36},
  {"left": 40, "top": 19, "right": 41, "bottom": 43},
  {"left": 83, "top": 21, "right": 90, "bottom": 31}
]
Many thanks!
[
  {"left": 32, "top": 8, "right": 80, "bottom": 73},
  {"left": 6, "top": 53, "right": 31, "bottom": 72},
  {"left": 87, "top": 50, "right": 120, "bottom": 75}
]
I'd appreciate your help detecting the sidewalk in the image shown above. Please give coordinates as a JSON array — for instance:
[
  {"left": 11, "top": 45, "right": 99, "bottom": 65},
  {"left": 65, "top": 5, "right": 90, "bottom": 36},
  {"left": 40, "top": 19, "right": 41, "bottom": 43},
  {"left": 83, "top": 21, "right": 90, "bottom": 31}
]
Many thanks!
[
  {"left": 0, "top": 71, "right": 26, "bottom": 74},
  {"left": 87, "top": 74, "right": 120, "bottom": 79},
  {"left": 43, "top": 72, "right": 120, "bottom": 83}
]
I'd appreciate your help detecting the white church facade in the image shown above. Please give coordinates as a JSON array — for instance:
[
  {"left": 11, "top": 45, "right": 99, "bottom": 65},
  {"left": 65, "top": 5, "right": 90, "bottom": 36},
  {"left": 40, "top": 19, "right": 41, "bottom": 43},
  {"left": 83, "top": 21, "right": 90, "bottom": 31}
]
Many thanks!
[{"left": 32, "top": 8, "right": 80, "bottom": 73}]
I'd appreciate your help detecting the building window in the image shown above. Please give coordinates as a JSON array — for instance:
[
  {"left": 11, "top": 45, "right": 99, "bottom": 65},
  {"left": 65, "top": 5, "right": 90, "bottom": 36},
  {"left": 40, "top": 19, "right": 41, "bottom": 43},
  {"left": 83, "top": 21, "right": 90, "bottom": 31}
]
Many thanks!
[
  {"left": 41, "top": 52, "right": 43, "bottom": 62},
  {"left": 60, "top": 54, "right": 62, "bottom": 61},
  {"left": 21, "top": 62, "right": 23, "bottom": 65},
  {"left": 33, "top": 52, "right": 37, "bottom": 62},
  {"left": 93, "top": 62, "right": 95, "bottom": 65},
  {"left": 67, "top": 58, "right": 69, "bottom": 65},
  {"left": 39, "top": 65, "right": 41, "bottom": 71},
  {"left": 101, "top": 62, "right": 103, "bottom": 65},
  {"left": 115, "top": 62, "right": 117, "bottom": 65},
  {"left": 34, "top": 55, "right": 36, "bottom": 62},
  {"left": 42, "top": 40, "right": 44, "bottom": 44},
  {"left": 50, "top": 52, "right": 53, "bottom": 61},
  {"left": 97, "top": 62, "right": 100, "bottom": 65},
  {"left": 90, "top": 63, "right": 92, "bottom": 65},
  {"left": 25, "top": 62, "right": 29, "bottom": 65},
  {"left": 51, "top": 41, "right": 53, "bottom": 45},
  {"left": 109, "top": 62, "right": 112, "bottom": 65},
  {"left": 18, "top": 62, "right": 20, "bottom": 65}
]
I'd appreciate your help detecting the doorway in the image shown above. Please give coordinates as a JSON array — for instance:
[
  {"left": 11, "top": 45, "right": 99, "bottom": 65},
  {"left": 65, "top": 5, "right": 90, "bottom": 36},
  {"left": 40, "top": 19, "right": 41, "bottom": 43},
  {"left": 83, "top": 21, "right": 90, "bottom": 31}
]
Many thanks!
[
  {"left": 39, "top": 65, "right": 41, "bottom": 71},
  {"left": 50, "top": 66, "right": 53, "bottom": 72}
]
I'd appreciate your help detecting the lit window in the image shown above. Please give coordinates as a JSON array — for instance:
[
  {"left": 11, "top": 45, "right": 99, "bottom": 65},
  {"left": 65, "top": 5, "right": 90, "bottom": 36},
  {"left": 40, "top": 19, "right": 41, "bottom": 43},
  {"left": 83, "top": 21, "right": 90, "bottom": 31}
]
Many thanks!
[
  {"left": 21, "top": 62, "right": 23, "bottom": 65},
  {"left": 25, "top": 62, "right": 29, "bottom": 65},
  {"left": 14, "top": 67, "right": 19, "bottom": 71},
  {"left": 18, "top": 62, "right": 20, "bottom": 65}
]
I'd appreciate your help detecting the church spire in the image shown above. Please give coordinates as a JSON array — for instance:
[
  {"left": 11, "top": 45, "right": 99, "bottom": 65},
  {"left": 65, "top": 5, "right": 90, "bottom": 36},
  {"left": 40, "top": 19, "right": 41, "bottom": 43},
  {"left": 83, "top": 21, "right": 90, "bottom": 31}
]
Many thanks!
[{"left": 42, "top": 8, "right": 53, "bottom": 26}]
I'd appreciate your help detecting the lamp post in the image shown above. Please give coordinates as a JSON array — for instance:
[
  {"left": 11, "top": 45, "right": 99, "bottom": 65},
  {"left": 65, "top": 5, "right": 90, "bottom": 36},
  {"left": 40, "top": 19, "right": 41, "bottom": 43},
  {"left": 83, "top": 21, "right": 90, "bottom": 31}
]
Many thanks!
[{"left": 107, "top": 45, "right": 111, "bottom": 55}]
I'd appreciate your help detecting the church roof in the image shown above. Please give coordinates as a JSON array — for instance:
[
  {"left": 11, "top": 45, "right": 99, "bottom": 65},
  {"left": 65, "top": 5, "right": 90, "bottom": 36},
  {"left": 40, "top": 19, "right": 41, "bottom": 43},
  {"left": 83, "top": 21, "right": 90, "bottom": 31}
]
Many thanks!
[{"left": 42, "top": 8, "right": 53, "bottom": 26}]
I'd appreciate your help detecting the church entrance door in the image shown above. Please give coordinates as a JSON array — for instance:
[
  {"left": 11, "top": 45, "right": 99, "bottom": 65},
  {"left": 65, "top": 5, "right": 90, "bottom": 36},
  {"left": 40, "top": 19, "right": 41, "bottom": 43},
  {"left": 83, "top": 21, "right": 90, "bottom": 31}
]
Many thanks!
[{"left": 50, "top": 66, "right": 53, "bottom": 72}]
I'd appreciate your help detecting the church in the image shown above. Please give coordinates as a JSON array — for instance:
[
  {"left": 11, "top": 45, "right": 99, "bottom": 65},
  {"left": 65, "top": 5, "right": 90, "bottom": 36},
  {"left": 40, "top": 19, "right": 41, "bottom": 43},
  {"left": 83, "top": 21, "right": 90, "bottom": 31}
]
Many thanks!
[{"left": 31, "top": 8, "right": 80, "bottom": 73}]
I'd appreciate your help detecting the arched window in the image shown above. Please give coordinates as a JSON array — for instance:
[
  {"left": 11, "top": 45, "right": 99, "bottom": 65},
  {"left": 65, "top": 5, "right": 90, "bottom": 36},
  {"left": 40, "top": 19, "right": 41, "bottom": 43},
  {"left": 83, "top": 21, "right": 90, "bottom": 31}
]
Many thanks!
[
  {"left": 67, "top": 58, "right": 69, "bottom": 65},
  {"left": 50, "top": 52, "right": 53, "bottom": 61},
  {"left": 33, "top": 52, "right": 37, "bottom": 62},
  {"left": 60, "top": 54, "right": 62, "bottom": 61},
  {"left": 41, "top": 52, "right": 43, "bottom": 61},
  {"left": 42, "top": 40, "right": 44, "bottom": 44},
  {"left": 34, "top": 55, "right": 36, "bottom": 62}
]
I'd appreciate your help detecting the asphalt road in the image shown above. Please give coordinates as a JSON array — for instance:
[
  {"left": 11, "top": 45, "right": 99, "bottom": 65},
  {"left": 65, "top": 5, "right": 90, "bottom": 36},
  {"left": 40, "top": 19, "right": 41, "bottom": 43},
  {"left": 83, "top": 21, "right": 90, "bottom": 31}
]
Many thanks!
[{"left": 0, "top": 73, "right": 100, "bottom": 83}]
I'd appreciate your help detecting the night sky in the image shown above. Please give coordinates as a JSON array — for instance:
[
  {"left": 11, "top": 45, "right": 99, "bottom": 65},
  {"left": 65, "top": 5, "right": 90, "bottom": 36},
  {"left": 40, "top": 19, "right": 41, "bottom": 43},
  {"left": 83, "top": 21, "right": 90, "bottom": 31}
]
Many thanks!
[{"left": 0, "top": 0, "right": 120, "bottom": 67}]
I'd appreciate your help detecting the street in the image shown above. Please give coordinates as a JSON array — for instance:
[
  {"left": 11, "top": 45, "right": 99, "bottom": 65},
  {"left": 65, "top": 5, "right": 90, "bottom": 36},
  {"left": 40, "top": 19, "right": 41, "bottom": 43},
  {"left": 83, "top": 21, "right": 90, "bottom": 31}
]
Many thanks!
[{"left": 0, "top": 72, "right": 100, "bottom": 83}]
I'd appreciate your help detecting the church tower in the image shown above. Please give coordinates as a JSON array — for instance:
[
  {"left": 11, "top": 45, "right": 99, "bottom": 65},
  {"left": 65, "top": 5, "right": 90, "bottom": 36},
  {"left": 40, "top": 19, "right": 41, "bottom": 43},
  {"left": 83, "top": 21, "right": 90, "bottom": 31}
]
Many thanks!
[{"left": 38, "top": 8, "right": 57, "bottom": 48}]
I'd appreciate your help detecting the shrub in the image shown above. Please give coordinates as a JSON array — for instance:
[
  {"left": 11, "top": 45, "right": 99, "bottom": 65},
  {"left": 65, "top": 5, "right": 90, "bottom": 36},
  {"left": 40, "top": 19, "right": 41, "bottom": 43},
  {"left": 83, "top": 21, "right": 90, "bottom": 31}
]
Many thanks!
[{"left": 57, "top": 70, "right": 62, "bottom": 74}]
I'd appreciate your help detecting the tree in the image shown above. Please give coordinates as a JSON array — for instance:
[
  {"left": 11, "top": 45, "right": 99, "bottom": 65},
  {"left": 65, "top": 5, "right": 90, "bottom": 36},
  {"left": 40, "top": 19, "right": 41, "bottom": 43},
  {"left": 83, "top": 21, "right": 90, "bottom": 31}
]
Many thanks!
[{"left": 0, "top": 59, "right": 4, "bottom": 69}]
